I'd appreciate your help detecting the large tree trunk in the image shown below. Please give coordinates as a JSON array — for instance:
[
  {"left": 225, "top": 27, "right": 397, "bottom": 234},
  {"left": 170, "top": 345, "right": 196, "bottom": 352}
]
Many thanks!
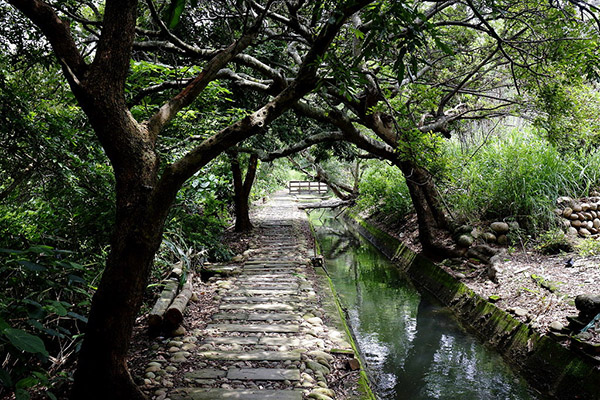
[
  {"left": 230, "top": 152, "right": 258, "bottom": 232},
  {"left": 397, "top": 161, "right": 454, "bottom": 259},
  {"left": 5, "top": 2, "right": 370, "bottom": 398},
  {"left": 70, "top": 109, "right": 172, "bottom": 399}
]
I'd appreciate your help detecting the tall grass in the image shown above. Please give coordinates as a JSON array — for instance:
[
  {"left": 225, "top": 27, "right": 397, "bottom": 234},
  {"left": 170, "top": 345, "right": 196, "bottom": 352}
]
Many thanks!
[{"left": 444, "top": 129, "right": 600, "bottom": 232}]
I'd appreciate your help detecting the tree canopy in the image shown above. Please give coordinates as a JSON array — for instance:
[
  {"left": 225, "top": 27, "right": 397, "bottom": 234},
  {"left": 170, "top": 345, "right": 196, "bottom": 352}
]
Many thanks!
[{"left": 1, "top": 0, "right": 599, "bottom": 398}]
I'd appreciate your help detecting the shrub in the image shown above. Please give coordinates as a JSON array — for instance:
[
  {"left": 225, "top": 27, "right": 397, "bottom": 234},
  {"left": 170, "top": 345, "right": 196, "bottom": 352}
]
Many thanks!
[
  {"left": 356, "top": 162, "right": 413, "bottom": 219},
  {"left": 536, "top": 229, "right": 573, "bottom": 254},
  {"left": 0, "top": 246, "right": 98, "bottom": 399}
]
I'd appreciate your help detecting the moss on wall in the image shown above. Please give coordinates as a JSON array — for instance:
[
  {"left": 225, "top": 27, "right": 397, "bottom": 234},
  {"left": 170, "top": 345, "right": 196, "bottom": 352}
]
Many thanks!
[{"left": 344, "top": 213, "right": 600, "bottom": 400}]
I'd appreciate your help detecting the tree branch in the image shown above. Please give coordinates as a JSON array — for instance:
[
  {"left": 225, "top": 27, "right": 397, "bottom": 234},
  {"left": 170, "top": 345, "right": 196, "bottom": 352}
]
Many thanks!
[
  {"left": 8, "top": 0, "right": 87, "bottom": 81},
  {"left": 261, "top": 131, "right": 346, "bottom": 161},
  {"left": 153, "top": 0, "right": 375, "bottom": 198},
  {"left": 89, "top": 0, "right": 138, "bottom": 93},
  {"left": 144, "top": 27, "right": 262, "bottom": 139}
]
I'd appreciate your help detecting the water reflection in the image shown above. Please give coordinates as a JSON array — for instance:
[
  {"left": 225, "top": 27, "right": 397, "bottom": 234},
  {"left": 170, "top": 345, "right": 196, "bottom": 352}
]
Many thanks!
[{"left": 310, "top": 212, "right": 539, "bottom": 400}]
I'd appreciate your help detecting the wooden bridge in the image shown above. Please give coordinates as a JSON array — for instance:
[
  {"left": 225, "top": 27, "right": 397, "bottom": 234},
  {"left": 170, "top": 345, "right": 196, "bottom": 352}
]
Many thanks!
[{"left": 288, "top": 181, "right": 328, "bottom": 194}]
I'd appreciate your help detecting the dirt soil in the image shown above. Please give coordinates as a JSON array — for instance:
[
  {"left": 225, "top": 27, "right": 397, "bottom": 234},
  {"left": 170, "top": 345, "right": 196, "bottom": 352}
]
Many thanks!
[{"left": 368, "top": 211, "right": 600, "bottom": 350}]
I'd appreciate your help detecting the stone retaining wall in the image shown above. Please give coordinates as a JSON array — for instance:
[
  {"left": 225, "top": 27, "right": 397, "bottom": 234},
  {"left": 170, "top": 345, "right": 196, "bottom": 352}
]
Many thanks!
[
  {"left": 556, "top": 196, "right": 600, "bottom": 237},
  {"left": 344, "top": 212, "right": 600, "bottom": 400}
]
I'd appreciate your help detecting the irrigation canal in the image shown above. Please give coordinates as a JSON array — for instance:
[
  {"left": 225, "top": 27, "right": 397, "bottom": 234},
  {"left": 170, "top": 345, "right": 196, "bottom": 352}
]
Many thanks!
[{"left": 310, "top": 210, "right": 541, "bottom": 400}]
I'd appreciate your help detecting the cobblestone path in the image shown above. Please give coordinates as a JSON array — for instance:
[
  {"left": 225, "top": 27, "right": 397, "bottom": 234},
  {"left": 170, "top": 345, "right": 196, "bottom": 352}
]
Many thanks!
[{"left": 143, "top": 193, "right": 359, "bottom": 400}]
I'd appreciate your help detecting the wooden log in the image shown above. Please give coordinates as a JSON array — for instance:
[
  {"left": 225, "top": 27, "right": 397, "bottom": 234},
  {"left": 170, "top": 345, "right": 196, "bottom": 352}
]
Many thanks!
[
  {"left": 170, "top": 261, "right": 184, "bottom": 279},
  {"left": 165, "top": 272, "right": 194, "bottom": 326},
  {"left": 148, "top": 278, "right": 179, "bottom": 329}
]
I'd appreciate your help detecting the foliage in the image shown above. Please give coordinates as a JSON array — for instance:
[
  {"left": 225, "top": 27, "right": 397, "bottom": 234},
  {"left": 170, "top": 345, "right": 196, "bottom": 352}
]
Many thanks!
[
  {"left": 444, "top": 128, "right": 600, "bottom": 233},
  {"left": 166, "top": 155, "right": 234, "bottom": 261},
  {"left": 575, "top": 237, "right": 600, "bottom": 257},
  {"left": 534, "top": 81, "right": 600, "bottom": 150},
  {"left": 0, "top": 62, "right": 115, "bottom": 254},
  {"left": 252, "top": 159, "right": 289, "bottom": 199},
  {"left": 536, "top": 229, "right": 573, "bottom": 255},
  {"left": 0, "top": 246, "right": 98, "bottom": 399},
  {"left": 356, "top": 161, "right": 413, "bottom": 219}
]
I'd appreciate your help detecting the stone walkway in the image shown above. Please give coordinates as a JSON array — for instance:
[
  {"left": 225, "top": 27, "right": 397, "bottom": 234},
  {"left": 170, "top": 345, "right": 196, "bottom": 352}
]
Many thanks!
[{"left": 141, "top": 193, "right": 359, "bottom": 400}]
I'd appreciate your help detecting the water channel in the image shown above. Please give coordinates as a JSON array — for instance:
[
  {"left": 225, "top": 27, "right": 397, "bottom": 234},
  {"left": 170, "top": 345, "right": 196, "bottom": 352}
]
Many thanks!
[{"left": 309, "top": 211, "right": 541, "bottom": 400}]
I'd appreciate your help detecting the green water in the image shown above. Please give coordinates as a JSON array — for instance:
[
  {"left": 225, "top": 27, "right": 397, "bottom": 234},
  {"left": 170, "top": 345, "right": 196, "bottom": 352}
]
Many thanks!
[{"left": 310, "top": 212, "right": 540, "bottom": 400}]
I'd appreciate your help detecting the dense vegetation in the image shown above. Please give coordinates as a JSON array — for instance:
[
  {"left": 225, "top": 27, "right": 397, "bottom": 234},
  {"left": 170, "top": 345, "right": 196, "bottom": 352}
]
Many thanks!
[
  {"left": 1, "top": 0, "right": 599, "bottom": 398},
  {"left": 355, "top": 126, "right": 600, "bottom": 236},
  {"left": 0, "top": 63, "right": 289, "bottom": 398}
]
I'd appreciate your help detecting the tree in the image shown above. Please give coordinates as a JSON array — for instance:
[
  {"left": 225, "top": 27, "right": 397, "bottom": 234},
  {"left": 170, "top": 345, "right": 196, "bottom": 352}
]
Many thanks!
[
  {"left": 229, "top": 151, "right": 259, "bottom": 231},
  {"left": 4, "top": 0, "right": 373, "bottom": 398},
  {"left": 224, "top": 0, "right": 599, "bottom": 255}
]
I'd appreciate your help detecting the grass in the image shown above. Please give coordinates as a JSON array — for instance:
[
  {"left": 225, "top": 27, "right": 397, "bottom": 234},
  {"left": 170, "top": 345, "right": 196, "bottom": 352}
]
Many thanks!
[
  {"left": 443, "top": 128, "right": 600, "bottom": 233},
  {"left": 354, "top": 127, "right": 600, "bottom": 238}
]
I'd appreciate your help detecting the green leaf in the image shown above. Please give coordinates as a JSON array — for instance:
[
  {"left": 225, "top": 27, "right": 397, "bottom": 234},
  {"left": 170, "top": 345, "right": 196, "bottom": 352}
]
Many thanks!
[
  {"left": 16, "top": 376, "right": 38, "bottom": 389},
  {"left": 167, "top": 0, "right": 187, "bottom": 30},
  {"left": 45, "top": 300, "right": 68, "bottom": 317},
  {"left": 41, "top": 327, "right": 64, "bottom": 339},
  {"left": 46, "top": 393, "right": 57, "bottom": 400},
  {"left": 67, "top": 312, "right": 88, "bottom": 323},
  {"left": 15, "top": 388, "right": 30, "bottom": 400},
  {"left": 27, "top": 319, "right": 44, "bottom": 331},
  {"left": 0, "top": 248, "right": 24, "bottom": 254},
  {"left": 433, "top": 36, "right": 454, "bottom": 55},
  {"left": 0, "top": 317, "right": 10, "bottom": 333},
  {"left": 18, "top": 261, "right": 46, "bottom": 272},
  {"left": 31, "top": 371, "right": 48, "bottom": 385},
  {"left": 67, "top": 274, "right": 86, "bottom": 284},
  {"left": 4, "top": 329, "right": 49, "bottom": 357},
  {"left": 26, "top": 302, "right": 45, "bottom": 320},
  {"left": 26, "top": 245, "right": 54, "bottom": 254},
  {"left": 0, "top": 367, "right": 13, "bottom": 387}
]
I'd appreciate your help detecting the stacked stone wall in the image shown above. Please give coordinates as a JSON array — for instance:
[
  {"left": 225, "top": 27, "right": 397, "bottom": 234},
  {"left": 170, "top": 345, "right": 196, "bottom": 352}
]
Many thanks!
[{"left": 555, "top": 196, "right": 600, "bottom": 237}]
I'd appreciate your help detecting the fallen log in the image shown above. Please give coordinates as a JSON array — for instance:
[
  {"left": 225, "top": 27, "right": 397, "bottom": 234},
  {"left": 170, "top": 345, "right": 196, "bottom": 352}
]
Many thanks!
[
  {"left": 148, "top": 278, "right": 179, "bottom": 329},
  {"left": 298, "top": 199, "right": 354, "bottom": 209},
  {"left": 165, "top": 272, "right": 194, "bottom": 326},
  {"left": 170, "top": 261, "right": 184, "bottom": 279}
]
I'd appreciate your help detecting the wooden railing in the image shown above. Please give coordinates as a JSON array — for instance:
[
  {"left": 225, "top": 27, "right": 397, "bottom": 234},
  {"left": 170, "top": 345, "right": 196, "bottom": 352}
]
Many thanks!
[{"left": 288, "top": 181, "right": 328, "bottom": 194}]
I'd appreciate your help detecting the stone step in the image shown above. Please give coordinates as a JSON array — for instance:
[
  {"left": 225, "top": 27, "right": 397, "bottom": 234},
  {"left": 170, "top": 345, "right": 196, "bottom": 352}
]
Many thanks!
[
  {"left": 236, "top": 286, "right": 298, "bottom": 292},
  {"left": 196, "top": 350, "right": 301, "bottom": 361},
  {"left": 170, "top": 388, "right": 302, "bottom": 400},
  {"left": 238, "top": 289, "right": 298, "bottom": 296},
  {"left": 258, "top": 337, "right": 319, "bottom": 346},
  {"left": 241, "top": 270, "right": 294, "bottom": 275},
  {"left": 220, "top": 303, "right": 295, "bottom": 311},
  {"left": 242, "top": 268, "right": 293, "bottom": 273},
  {"left": 227, "top": 368, "right": 300, "bottom": 381},
  {"left": 206, "top": 323, "right": 300, "bottom": 333},
  {"left": 201, "top": 336, "right": 260, "bottom": 345},
  {"left": 243, "top": 266, "right": 297, "bottom": 271},
  {"left": 245, "top": 261, "right": 299, "bottom": 265},
  {"left": 221, "top": 296, "right": 299, "bottom": 303},
  {"left": 184, "top": 369, "right": 227, "bottom": 379},
  {"left": 236, "top": 274, "right": 298, "bottom": 289},
  {"left": 237, "top": 277, "right": 298, "bottom": 282},
  {"left": 248, "top": 313, "right": 299, "bottom": 321},
  {"left": 211, "top": 312, "right": 299, "bottom": 321},
  {"left": 238, "top": 279, "right": 298, "bottom": 284}
]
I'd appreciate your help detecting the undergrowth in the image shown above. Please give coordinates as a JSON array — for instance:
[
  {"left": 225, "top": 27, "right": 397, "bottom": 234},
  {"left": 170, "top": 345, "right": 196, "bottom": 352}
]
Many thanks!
[
  {"left": 354, "top": 128, "right": 600, "bottom": 238},
  {"left": 355, "top": 162, "right": 413, "bottom": 220},
  {"left": 575, "top": 237, "right": 600, "bottom": 256},
  {"left": 445, "top": 129, "right": 600, "bottom": 233}
]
